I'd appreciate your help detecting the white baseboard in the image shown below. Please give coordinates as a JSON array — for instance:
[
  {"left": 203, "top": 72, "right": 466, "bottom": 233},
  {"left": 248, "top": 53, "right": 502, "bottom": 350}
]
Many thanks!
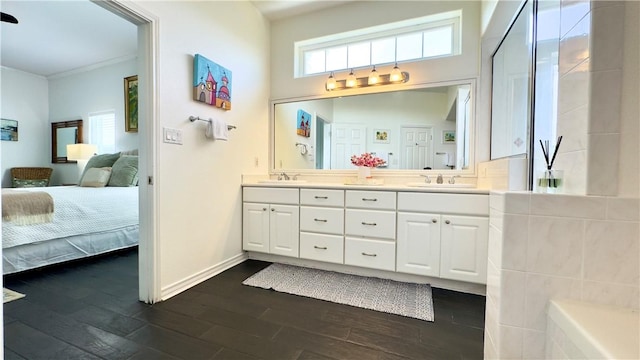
[{"left": 160, "top": 252, "right": 248, "bottom": 300}]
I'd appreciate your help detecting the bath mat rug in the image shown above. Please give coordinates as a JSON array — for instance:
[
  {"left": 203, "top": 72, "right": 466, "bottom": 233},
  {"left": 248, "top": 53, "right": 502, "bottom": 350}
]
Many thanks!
[
  {"left": 242, "top": 263, "right": 434, "bottom": 321},
  {"left": 3, "top": 288, "right": 25, "bottom": 303}
]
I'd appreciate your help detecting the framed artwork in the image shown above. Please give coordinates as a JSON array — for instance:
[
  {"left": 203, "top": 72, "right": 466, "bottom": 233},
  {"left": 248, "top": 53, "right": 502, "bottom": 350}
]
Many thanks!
[
  {"left": 1, "top": 119, "right": 18, "bottom": 141},
  {"left": 193, "top": 54, "right": 232, "bottom": 110},
  {"left": 124, "top": 75, "right": 138, "bottom": 133},
  {"left": 296, "top": 109, "right": 311, "bottom": 137},
  {"left": 442, "top": 130, "right": 456, "bottom": 144},
  {"left": 373, "top": 129, "right": 390, "bottom": 144}
]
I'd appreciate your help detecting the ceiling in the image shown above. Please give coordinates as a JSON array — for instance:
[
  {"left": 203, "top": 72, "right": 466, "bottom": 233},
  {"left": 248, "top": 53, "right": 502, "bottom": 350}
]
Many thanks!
[{"left": 0, "top": 1, "right": 350, "bottom": 78}]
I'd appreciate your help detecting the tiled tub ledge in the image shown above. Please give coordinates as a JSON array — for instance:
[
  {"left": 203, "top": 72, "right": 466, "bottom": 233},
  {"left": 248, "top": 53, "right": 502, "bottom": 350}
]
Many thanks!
[{"left": 547, "top": 299, "right": 639, "bottom": 359}]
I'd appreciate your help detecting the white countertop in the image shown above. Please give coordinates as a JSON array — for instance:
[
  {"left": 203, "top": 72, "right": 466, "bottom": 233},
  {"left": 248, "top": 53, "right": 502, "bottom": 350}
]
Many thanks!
[{"left": 241, "top": 181, "right": 490, "bottom": 194}]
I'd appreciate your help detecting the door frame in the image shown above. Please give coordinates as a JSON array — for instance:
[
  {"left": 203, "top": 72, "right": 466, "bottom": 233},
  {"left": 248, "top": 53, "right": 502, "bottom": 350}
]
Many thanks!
[{"left": 92, "top": 0, "right": 160, "bottom": 303}]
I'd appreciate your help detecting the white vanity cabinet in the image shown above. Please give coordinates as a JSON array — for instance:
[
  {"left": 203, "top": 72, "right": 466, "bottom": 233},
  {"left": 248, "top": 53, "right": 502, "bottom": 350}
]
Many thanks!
[
  {"left": 242, "top": 187, "right": 300, "bottom": 257},
  {"left": 396, "top": 192, "right": 489, "bottom": 284},
  {"left": 299, "top": 189, "right": 345, "bottom": 264},
  {"left": 344, "top": 190, "right": 397, "bottom": 271}
]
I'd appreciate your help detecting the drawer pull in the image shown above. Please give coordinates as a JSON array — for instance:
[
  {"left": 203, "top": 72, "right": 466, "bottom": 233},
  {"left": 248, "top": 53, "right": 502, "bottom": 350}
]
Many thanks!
[
  {"left": 362, "top": 198, "right": 378, "bottom": 202},
  {"left": 314, "top": 218, "right": 328, "bottom": 223},
  {"left": 314, "top": 196, "right": 328, "bottom": 199},
  {"left": 361, "top": 222, "right": 377, "bottom": 226},
  {"left": 271, "top": 208, "right": 275, "bottom": 212},
  {"left": 314, "top": 245, "right": 328, "bottom": 250},
  {"left": 445, "top": 220, "right": 451, "bottom": 224},
  {"left": 362, "top": 252, "right": 377, "bottom": 257},
  {"left": 263, "top": 208, "right": 267, "bottom": 211},
  {"left": 432, "top": 219, "right": 437, "bottom": 223}
]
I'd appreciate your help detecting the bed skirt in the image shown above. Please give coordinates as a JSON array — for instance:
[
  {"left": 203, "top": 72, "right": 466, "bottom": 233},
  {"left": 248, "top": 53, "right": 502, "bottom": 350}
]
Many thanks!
[{"left": 3, "top": 225, "right": 139, "bottom": 275}]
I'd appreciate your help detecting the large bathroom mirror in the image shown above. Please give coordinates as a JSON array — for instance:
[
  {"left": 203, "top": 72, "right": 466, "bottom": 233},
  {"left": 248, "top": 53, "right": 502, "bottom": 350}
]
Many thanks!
[
  {"left": 490, "top": 0, "right": 534, "bottom": 160},
  {"left": 272, "top": 81, "right": 474, "bottom": 172},
  {"left": 52, "top": 120, "right": 83, "bottom": 163}
]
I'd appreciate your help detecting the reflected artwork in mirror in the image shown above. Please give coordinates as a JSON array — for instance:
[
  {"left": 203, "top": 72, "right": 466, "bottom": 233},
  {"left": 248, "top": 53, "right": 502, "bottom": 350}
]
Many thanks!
[
  {"left": 272, "top": 81, "right": 474, "bottom": 173},
  {"left": 490, "top": 0, "right": 534, "bottom": 161},
  {"left": 52, "top": 120, "right": 83, "bottom": 163}
]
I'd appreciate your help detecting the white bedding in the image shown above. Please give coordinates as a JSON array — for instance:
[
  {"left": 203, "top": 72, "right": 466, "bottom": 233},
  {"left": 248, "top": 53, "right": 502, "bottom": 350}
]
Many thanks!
[{"left": 2, "top": 186, "right": 138, "bottom": 249}]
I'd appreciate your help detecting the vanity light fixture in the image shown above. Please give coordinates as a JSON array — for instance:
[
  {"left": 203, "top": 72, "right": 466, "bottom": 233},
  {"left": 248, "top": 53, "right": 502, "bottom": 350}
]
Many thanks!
[
  {"left": 368, "top": 66, "right": 379, "bottom": 85},
  {"left": 325, "top": 65, "right": 410, "bottom": 91}
]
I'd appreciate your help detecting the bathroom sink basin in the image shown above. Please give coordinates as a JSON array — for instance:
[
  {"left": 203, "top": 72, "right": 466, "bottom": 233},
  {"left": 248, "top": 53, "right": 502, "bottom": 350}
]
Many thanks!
[
  {"left": 258, "top": 179, "right": 307, "bottom": 184},
  {"left": 406, "top": 182, "right": 474, "bottom": 188}
]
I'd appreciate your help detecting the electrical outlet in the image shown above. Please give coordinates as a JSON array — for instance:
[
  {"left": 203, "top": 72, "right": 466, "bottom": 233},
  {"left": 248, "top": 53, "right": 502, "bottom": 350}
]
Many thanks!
[{"left": 163, "top": 127, "right": 183, "bottom": 145}]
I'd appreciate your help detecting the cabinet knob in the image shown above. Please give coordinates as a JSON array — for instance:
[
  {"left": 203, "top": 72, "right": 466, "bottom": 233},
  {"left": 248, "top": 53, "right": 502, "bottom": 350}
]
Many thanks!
[
  {"left": 445, "top": 220, "right": 450, "bottom": 224},
  {"left": 432, "top": 219, "right": 437, "bottom": 223},
  {"left": 271, "top": 208, "right": 275, "bottom": 212},
  {"left": 263, "top": 208, "right": 267, "bottom": 211}
]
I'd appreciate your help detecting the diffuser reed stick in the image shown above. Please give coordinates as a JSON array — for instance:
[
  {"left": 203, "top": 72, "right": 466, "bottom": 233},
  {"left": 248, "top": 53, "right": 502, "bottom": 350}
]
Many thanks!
[{"left": 539, "top": 136, "right": 563, "bottom": 189}]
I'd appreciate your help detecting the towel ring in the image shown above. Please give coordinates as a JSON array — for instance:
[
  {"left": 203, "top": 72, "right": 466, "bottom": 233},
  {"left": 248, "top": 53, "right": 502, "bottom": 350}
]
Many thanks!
[{"left": 295, "top": 142, "right": 308, "bottom": 155}]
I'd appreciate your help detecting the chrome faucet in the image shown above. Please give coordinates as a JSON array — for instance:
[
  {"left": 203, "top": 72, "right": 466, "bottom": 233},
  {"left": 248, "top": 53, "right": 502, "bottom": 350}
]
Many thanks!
[
  {"left": 419, "top": 174, "right": 431, "bottom": 184},
  {"left": 448, "top": 175, "right": 461, "bottom": 184},
  {"left": 278, "top": 172, "right": 290, "bottom": 181},
  {"left": 436, "top": 174, "right": 443, "bottom": 184}
]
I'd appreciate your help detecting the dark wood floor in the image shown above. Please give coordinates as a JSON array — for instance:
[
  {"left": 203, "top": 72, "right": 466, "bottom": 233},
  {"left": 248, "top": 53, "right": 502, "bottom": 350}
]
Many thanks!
[{"left": 3, "top": 248, "right": 485, "bottom": 359}]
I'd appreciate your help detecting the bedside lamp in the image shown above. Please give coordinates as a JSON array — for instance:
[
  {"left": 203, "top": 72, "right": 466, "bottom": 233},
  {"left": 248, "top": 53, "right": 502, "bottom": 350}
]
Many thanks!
[{"left": 67, "top": 143, "right": 97, "bottom": 182}]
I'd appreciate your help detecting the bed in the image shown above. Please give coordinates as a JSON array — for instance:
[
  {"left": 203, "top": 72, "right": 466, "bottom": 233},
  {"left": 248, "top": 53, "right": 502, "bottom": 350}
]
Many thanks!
[{"left": 2, "top": 186, "right": 138, "bottom": 274}]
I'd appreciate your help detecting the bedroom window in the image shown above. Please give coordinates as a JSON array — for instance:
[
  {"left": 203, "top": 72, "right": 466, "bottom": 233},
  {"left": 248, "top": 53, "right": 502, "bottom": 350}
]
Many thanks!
[
  {"left": 88, "top": 111, "right": 116, "bottom": 154},
  {"left": 295, "top": 9, "right": 462, "bottom": 78}
]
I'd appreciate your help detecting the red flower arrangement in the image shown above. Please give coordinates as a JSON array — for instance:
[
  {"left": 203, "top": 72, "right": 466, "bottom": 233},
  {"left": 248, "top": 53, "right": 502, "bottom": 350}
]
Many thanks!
[{"left": 350, "top": 152, "right": 386, "bottom": 168}]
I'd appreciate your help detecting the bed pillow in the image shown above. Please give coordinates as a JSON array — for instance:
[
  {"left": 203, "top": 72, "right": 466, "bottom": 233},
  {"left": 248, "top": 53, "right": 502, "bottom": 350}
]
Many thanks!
[
  {"left": 80, "top": 152, "right": 121, "bottom": 181},
  {"left": 80, "top": 167, "right": 112, "bottom": 187},
  {"left": 108, "top": 155, "right": 139, "bottom": 187},
  {"left": 12, "top": 178, "right": 49, "bottom": 188}
]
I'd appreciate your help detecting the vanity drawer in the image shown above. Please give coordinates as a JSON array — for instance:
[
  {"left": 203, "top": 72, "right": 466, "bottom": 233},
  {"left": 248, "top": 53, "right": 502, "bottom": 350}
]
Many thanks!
[
  {"left": 344, "top": 237, "right": 395, "bottom": 271},
  {"left": 243, "top": 187, "right": 299, "bottom": 205},
  {"left": 345, "top": 209, "right": 396, "bottom": 240},
  {"left": 300, "top": 232, "right": 344, "bottom": 264},
  {"left": 300, "top": 189, "right": 344, "bottom": 207},
  {"left": 346, "top": 190, "right": 396, "bottom": 210},
  {"left": 300, "top": 206, "right": 344, "bottom": 235},
  {"left": 397, "top": 192, "right": 488, "bottom": 216}
]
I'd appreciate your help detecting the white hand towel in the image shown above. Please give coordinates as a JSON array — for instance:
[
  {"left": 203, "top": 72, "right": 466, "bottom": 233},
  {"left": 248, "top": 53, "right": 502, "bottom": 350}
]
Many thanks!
[{"left": 206, "top": 118, "right": 229, "bottom": 141}]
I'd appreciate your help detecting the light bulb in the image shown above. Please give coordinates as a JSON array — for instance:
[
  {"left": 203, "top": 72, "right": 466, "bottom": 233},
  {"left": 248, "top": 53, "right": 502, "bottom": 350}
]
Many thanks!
[
  {"left": 325, "top": 72, "right": 336, "bottom": 91},
  {"left": 368, "top": 66, "right": 379, "bottom": 85},
  {"left": 345, "top": 69, "right": 356, "bottom": 88},
  {"left": 390, "top": 63, "right": 402, "bottom": 82}
]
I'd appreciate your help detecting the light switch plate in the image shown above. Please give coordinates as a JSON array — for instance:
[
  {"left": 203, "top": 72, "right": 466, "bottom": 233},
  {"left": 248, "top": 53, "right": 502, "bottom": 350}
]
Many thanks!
[{"left": 163, "top": 127, "right": 183, "bottom": 145}]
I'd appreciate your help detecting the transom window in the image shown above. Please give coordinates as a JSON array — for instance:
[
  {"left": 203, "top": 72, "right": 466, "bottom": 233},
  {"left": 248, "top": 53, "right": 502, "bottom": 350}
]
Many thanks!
[{"left": 295, "top": 10, "right": 462, "bottom": 78}]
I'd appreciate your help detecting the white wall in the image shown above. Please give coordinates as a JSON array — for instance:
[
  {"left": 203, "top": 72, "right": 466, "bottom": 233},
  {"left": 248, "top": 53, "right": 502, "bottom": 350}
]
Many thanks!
[
  {"left": 132, "top": 1, "right": 270, "bottom": 297},
  {"left": 0, "top": 68, "right": 50, "bottom": 187},
  {"left": 48, "top": 59, "right": 138, "bottom": 185}
]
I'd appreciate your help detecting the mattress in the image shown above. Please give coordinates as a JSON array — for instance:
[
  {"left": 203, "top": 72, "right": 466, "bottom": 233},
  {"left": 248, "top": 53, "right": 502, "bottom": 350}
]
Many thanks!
[{"left": 2, "top": 186, "right": 139, "bottom": 274}]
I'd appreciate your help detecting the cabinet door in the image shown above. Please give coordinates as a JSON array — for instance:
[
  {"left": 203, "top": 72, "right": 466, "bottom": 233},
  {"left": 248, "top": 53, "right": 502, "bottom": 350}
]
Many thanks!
[
  {"left": 269, "top": 204, "right": 300, "bottom": 257},
  {"left": 396, "top": 212, "right": 441, "bottom": 276},
  {"left": 440, "top": 215, "right": 488, "bottom": 284},
  {"left": 243, "top": 203, "right": 270, "bottom": 253}
]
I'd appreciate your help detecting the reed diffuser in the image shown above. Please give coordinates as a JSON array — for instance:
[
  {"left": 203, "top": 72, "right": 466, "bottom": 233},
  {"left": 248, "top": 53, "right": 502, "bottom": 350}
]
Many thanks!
[{"left": 537, "top": 136, "right": 563, "bottom": 192}]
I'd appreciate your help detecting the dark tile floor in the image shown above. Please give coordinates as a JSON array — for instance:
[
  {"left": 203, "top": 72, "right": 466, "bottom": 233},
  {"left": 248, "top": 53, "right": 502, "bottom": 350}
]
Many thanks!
[{"left": 4, "top": 248, "right": 486, "bottom": 359}]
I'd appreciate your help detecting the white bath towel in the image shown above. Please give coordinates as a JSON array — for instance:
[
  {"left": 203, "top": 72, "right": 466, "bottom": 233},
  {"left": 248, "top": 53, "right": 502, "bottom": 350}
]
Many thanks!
[{"left": 206, "top": 118, "right": 229, "bottom": 141}]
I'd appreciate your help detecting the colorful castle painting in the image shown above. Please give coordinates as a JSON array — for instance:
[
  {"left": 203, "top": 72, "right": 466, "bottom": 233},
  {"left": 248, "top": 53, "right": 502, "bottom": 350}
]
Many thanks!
[{"left": 193, "top": 54, "right": 232, "bottom": 110}]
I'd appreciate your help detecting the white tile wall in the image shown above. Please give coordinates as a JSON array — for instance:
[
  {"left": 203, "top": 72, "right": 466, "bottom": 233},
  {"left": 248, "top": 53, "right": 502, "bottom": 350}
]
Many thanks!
[{"left": 485, "top": 191, "right": 640, "bottom": 359}]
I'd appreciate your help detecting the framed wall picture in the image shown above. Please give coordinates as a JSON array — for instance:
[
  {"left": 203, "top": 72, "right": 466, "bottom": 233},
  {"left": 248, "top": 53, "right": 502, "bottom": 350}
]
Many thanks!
[
  {"left": 373, "top": 129, "right": 390, "bottom": 144},
  {"left": 442, "top": 130, "right": 456, "bottom": 144},
  {"left": 296, "top": 109, "right": 311, "bottom": 137},
  {"left": 0, "top": 119, "right": 18, "bottom": 141},
  {"left": 124, "top": 75, "right": 138, "bottom": 132},
  {"left": 193, "top": 54, "right": 232, "bottom": 110}
]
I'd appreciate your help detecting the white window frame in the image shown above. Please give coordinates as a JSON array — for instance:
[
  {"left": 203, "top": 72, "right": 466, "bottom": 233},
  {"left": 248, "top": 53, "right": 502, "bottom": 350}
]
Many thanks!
[
  {"left": 88, "top": 110, "right": 116, "bottom": 154},
  {"left": 294, "top": 10, "right": 462, "bottom": 78}
]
